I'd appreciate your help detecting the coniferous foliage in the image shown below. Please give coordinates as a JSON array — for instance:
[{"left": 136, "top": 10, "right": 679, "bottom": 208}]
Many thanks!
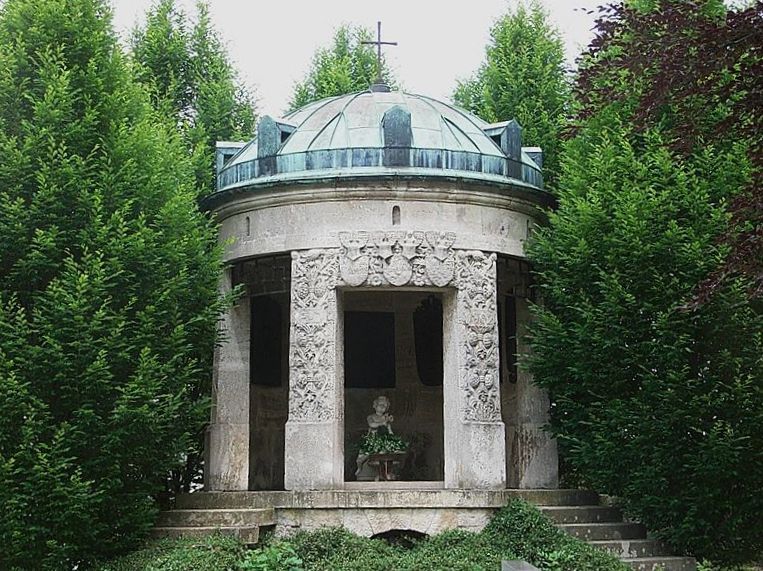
[
  {"left": 527, "top": 1, "right": 762, "bottom": 563},
  {"left": 288, "top": 24, "right": 397, "bottom": 112},
  {"left": 0, "top": 0, "right": 225, "bottom": 567},
  {"left": 131, "top": 0, "right": 256, "bottom": 196},
  {"left": 574, "top": 0, "right": 762, "bottom": 302},
  {"left": 453, "top": 1, "right": 570, "bottom": 186}
]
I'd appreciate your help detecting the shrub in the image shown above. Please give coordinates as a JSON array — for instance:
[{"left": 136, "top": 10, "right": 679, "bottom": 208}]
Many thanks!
[
  {"left": 527, "top": 111, "right": 763, "bottom": 563},
  {"left": 96, "top": 535, "right": 245, "bottom": 571},
  {"left": 484, "top": 500, "right": 628, "bottom": 571},
  {"left": 527, "top": 3, "right": 762, "bottom": 562},
  {"left": 282, "top": 500, "right": 626, "bottom": 571},
  {"left": 98, "top": 500, "right": 628, "bottom": 571},
  {"left": 240, "top": 541, "right": 304, "bottom": 571},
  {"left": 288, "top": 527, "right": 399, "bottom": 570},
  {"left": 0, "top": 0, "right": 225, "bottom": 567}
]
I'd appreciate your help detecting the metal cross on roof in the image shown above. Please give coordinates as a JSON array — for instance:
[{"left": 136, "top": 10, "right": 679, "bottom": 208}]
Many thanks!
[{"left": 362, "top": 21, "right": 397, "bottom": 85}]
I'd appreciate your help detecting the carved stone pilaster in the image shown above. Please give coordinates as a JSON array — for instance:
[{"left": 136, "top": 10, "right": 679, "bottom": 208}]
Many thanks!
[
  {"left": 456, "top": 251, "right": 501, "bottom": 423},
  {"left": 443, "top": 249, "right": 506, "bottom": 489},
  {"left": 285, "top": 249, "right": 343, "bottom": 490},
  {"left": 338, "top": 231, "right": 456, "bottom": 287},
  {"left": 288, "top": 249, "right": 340, "bottom": 423}
]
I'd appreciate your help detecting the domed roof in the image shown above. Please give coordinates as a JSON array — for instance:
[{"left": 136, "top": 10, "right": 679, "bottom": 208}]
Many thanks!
[
  {"left": 278, "top": 91, "right": 503, "bottom": 157},
  {"left": 214, "top": 89, "right": 544, "bottom": 194}
]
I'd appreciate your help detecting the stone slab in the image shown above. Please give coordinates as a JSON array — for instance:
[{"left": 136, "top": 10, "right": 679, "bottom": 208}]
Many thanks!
[{"left": 176, "top": 489, "right": 600, "bottom": 510}]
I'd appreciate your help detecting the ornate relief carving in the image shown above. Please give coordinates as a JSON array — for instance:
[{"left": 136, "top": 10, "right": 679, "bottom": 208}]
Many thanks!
[
  {"left": 338, "top": 231, "right": 456, "bottom": 287},
  {"left": 289, "top": 249, "right": 340, "bottom": 422},
  {"left": 288, "top": 240, "right": 503, "bottom": 426},
  {"left": 457, "top": 251, "right": 501, "bottom": 422}
]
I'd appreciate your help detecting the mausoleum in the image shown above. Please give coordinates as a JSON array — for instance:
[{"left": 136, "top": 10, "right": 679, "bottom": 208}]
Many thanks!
[{"left": 196, "top": 83, "right": 560, "bottom": 535}]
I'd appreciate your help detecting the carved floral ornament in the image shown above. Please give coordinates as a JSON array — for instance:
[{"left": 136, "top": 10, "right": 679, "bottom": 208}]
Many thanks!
[
  {"left": 288, "top": 235, "right": 502, "bottom": 424},
  {"left": 457, "top": 251, "right": 501, "bottom": 423},
  {"left": 288, "top": 250, "right": 340, "bottom": 422}
]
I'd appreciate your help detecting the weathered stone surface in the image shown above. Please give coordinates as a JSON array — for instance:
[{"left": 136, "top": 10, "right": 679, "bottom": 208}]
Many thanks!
[
  {"left": 456, "top": 251, "right": 501, "bottom": 423},
  {"left": 337, "top": 231, "right": 456, "bottom": 288},
  {"left": 207, "top": 88, "right": 557, "bottom": 502},
  {"left": 442, "top": 252, "right": 507, "bottom": 489},
  {"left": 624, "top": 557, "right": 696, "bottom": 571},
  {"left": 284, "top": 250, "right": 344, "bottom": 490},
  {"left": 589, "top": 539, "right": 668, "bottom": 558},
  {"left": 284, "top": 421, "right": 344, "bottom": 490},
  {"left": 275, "top": 507, "right": 493, "bottom": 537},
  {"left": 156, "top": 508, "right": 274, "bottom": 528},
  {"left": 506, "top": 297, "right": 559, "bottom": 489},
  {"left": 216, "top": 183, "right": 541, "bottom": 264},
  {"left": 559, "top": 522, "right": 647, "bottom": 541},
  {"left": 161, "top": 489, "right": 695, "bottom": 571},
  {"left": 176, "top": 489, "right": 600, "bottom": 510},
  {"left": 539, "top": 505, "right": 622, "bottom": 524},
  {"left": 207, "top": 269, "right": 249, "bottom": 491},
  {"left": 287, "top": 250, "right": 340, "bottom": 423},
  {"left": 207, "top": 423, "right": 249, "bottom": 491}
]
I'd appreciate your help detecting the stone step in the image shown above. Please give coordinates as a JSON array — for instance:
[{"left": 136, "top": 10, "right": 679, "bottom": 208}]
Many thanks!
[
  {"left": 624, "top": 556, "right": 697, "bottom": 571},
  {"left": 175, "top": 489, "right": 601, "bottom": 510},
  {"left": 156, "top": 507, "right": 275, "bottom": 528},
  {"left": 558, "top": 522, "right": 646, "bottom": 541},
  {"left": 589, "top": 539, "right": 668, "bottom": 558},
  {"left": 152, "top": 525, "right": 261, "bottom": 544},
  {"left": 539, "top": 505, "right": 622, "bottom": 524}
]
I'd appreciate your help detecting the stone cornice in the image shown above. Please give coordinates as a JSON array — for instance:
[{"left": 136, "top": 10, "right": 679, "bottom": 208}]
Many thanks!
[{"left": 205, "top": 173, "right": 554, "bottom": 222}]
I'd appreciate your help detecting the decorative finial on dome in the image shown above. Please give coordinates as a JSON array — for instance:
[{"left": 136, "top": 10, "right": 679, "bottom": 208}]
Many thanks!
[{"left": 362, "top": 21, "right": 397, "bottom": 91}]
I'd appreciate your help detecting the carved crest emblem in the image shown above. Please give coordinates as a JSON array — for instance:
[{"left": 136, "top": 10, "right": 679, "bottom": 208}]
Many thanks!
[
  {"left": 339, "top": 232, "right": 370, "bottom": 286},
  {"left": 425, "top": 232, "right": 456, "bottom": 287}
]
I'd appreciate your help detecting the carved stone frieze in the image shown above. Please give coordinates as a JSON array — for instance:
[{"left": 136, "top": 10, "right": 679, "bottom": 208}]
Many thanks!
[
  {"left": 289, "top": 240, "right": 502, "bottom": 426},
  {"left": 456, "top": 251, "right": 501, "bottom": 422},
  {"left": 338, "top": 231, "right": 456, "bottom": 287},
  {"left": 289, "top": 249, "right": 340, "bottom": 422}
]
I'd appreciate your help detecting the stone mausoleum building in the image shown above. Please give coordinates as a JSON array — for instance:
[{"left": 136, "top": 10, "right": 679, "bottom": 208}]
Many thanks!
[
  {"left": 187, "top": 84, "right": 562, "bottom": 536},
  {"left": 158, "top": 84, "right": 700, "bottom": 569}
]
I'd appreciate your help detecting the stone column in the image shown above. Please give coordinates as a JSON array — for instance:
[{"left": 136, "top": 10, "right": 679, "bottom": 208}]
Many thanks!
[
  {"left": 508, "top": 297, "right": 558, "bottom": 488},
  {"left": 206, "top": 267, "right": 250, "bottom": 491},
  {"left": 284, "top": 250, "right": 344, "bottom": 490},
  {"left": 443, "top": 251, "right": 507, "bottom": 489}
]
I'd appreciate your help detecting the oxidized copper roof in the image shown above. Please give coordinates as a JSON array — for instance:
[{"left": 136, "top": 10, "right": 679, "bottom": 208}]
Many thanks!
[{"left": 216, "top": 89, "right": 544, "bottom": 193}]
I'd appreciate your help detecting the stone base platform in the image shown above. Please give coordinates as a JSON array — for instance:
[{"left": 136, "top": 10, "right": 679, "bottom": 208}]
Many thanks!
[
  {"left": 175, "top": 488, "right": 597, "bottom": 537},
  {"left": 165, "top": 488, "right": 696, "bottom": 570}
]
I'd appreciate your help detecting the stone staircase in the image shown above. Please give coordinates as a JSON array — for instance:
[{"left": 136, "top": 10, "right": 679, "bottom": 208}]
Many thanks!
[
  {"left": 153, "top": 490, "right": 696, "bottom": 570},
  {"left": 152, "top": 506, "right": 275, "bottom": 545},
  {"left": 540, "top": 504, "right": 696, "bottom": 571}
]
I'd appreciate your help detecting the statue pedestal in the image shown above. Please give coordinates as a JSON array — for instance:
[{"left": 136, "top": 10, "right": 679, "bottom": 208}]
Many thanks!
[{"left": 367, "top": 452, "right": 407, "bottom": 481}]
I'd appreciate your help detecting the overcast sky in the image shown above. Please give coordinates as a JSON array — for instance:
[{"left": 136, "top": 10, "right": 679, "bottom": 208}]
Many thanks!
[{"left": 111, "top": 0, "right": 605, "bottom": 117}]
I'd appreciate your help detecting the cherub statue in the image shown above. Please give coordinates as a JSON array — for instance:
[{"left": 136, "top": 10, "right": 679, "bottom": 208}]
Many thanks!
[
  {"left": 355, "top": 395, "right": 396, "bottom": 480},
  {"left": 366, "top": 395, "right": 394, "bottom": 435}
]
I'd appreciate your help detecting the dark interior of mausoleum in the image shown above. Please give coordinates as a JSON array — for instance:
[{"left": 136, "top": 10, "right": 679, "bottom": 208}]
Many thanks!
[{"left": 342, "top": 290, "right": 445, "bottom": 483}]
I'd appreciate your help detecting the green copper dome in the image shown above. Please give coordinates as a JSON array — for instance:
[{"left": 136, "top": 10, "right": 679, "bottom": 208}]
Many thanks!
[{"left": 214, "top": 89, "right": 544, "bottom": 193}]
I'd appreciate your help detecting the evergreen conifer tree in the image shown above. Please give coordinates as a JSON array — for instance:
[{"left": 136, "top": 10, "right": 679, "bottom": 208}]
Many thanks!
[
  {"left": 0, "top": 0, "right": 225, "bottom": 566},
  {"left": 527, "top": 1, "right": 762, "bottom": 562},
  {"left": 289, "top": 24, "right": 397, "bottom": 111},
  {"left": 453, "top": 1, "right": 569, "bottom": 186},
  {"left": 131, "top": 0, "right": 256, "bottom": 196}
]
